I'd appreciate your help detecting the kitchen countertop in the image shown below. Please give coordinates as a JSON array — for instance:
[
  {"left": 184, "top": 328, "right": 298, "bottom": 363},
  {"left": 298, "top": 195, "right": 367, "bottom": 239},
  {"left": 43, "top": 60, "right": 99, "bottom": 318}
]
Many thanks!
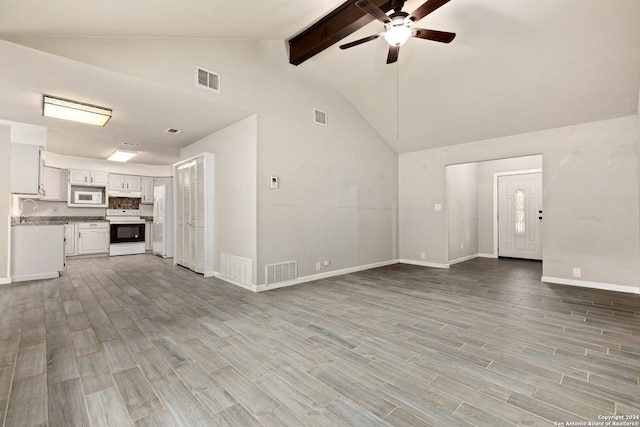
[{"left": 11, "top": 216, "right": 107, "bottom": 225}]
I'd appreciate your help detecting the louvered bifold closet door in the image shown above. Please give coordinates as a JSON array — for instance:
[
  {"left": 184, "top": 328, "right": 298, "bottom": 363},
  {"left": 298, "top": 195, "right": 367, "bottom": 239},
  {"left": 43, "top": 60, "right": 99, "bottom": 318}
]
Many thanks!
[
  {"left": 173, "top": 153, "right": 214, "bottom": 276},
  {"left": 183, "top": 162, "right": 193, "bottom": 270},
  {"left": 193, "top": 156, "right": 206, "bottom": 273},
  {"left": 174, "top": 164, "right": 186, "bottom": 266}
]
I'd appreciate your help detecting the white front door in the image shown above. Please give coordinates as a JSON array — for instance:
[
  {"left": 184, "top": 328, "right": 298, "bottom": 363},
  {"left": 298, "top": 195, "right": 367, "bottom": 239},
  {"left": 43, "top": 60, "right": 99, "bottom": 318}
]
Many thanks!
[{"left": 498, "top": 172, "right": 543, "bottom": 260}]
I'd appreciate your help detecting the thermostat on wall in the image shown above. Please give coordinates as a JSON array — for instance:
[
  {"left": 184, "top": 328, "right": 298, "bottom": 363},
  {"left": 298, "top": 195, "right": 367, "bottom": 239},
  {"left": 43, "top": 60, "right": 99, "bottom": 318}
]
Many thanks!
[{"left": 270, "top": 176, "right": 279, "bottom": 189}]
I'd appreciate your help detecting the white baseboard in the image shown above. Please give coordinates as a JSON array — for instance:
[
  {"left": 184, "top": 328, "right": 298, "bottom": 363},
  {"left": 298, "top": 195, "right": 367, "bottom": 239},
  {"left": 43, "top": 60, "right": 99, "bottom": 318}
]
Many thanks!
[
  {"left": 11, "top": 272, "right": 60, "bottom": 283},
  {"left": 478, "top": 253, "right": 498, "bottom": 259},
  {"left": 449, "top": 254, "right": 479, "bottom": 265},
  {"left": 399, "top": 259, "right": 450, "bottom": 269},
  {"left": 0, "top": 277, "right": 11, "bottom": 285},
  {"left": 541, "top": 276, "right": 640, "bottom": 295},
  {"left": 252, "top": 259, "right": 400, "bottom": 293}
]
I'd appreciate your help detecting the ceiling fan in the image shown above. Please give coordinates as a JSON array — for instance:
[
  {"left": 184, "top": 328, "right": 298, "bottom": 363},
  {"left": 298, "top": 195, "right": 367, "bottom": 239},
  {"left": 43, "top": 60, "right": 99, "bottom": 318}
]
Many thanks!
[{"left": 339, "top": 0, "right": 456, "bottom": 64}]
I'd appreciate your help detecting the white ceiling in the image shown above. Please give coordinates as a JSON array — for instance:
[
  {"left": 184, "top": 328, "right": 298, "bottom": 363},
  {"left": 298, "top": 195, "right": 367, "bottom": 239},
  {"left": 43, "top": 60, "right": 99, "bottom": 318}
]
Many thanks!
[{"left": 1, "top": 0, "right": 639, "bottom": 164}]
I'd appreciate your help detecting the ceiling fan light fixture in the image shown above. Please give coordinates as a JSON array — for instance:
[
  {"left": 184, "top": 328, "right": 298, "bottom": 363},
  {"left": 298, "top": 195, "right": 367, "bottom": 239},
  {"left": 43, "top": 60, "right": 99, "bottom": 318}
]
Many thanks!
[
  {"left": 384, "top": 25, "right": 412, "bottom": 46},
  {"left": 43, "top": 95, "right": 112, "bottom": 126}
]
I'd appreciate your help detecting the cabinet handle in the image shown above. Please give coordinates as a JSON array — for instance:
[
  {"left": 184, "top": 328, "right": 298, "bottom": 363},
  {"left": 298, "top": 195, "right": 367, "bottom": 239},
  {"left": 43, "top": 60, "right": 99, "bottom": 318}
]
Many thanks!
[{"left": 78, "top": 231, "right": 81, "bottom": 239}]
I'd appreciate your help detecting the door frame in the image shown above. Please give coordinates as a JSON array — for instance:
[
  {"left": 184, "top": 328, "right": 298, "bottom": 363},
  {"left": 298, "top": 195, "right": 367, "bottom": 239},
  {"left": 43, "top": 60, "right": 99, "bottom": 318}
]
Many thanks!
[{"left": 492, "top": 168, "right": 542, "bottom": 258}]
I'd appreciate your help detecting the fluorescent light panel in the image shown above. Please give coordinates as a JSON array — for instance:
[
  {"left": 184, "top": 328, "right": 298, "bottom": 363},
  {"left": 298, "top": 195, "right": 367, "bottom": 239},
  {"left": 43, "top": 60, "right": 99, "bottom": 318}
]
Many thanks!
[
  {"left": 107, "top": 150, "right": 137, "bottom": 162},
  {"left": 43, "top": 95, "right": 112, "bottom": 126}
]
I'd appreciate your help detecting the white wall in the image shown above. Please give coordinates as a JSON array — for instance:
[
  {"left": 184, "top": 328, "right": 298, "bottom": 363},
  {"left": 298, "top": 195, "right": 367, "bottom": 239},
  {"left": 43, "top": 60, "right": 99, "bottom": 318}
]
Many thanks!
[
  {"left": 253, "top": 41, "right": 398, "bottom": 285},
  {"left": 0, "top": 125, "right": 11, "bottom": 283},
  {"left": 180, "top": 115, "right": 258, "bottom": 284},
  {"left": 400, "top": 116, "right": 639, "bottom": 291},
  {"left": 446, "top": 163, "right": 478, "bottom": 262}
]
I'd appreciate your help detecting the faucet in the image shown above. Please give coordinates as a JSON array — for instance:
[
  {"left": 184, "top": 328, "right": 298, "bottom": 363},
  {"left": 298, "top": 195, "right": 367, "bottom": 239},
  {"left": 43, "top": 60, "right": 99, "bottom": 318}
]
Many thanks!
[{"left": 20, "top": 198, "right": 39, "bottom": 222}]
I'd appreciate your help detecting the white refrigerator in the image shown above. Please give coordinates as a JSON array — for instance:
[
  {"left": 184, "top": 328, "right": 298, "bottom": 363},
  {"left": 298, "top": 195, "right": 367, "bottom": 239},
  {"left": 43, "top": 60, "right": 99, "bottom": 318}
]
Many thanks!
[{"left": 152, "top": 185, "right": 174, "bottom": 258}]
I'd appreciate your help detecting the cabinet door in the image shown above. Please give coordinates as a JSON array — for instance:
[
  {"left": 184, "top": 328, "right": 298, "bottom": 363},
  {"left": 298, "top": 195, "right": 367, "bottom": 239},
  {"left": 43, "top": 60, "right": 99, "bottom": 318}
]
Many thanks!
[
  {"left": 41, "top": 167, "right": 68, "bottom": 201},
  {"left": 141, "top": 177, "right": 154, "bottom": 204},
  {"left": 10, "top": 143, "right": 41, "bottom": 194},
  {"left": 90, "top": 171, "right": 109, "bottom": 186},
  {"left": 108, "top": 174, "right": 125, "bottom": 190},
  {"left": 126, "top": 176, "right": 142, "bottom": 191},
  {"left": 78, "top": 227, "right": 109, "bottom": 254},
  {"left": 154, "top": 177, "right": 172, "bottom": 187},
  {"left": 69, "top": 169, "right": 91, "bottom": 185},
  {"left": 64, "top": 223, "right": 77, "bottom": 255}
]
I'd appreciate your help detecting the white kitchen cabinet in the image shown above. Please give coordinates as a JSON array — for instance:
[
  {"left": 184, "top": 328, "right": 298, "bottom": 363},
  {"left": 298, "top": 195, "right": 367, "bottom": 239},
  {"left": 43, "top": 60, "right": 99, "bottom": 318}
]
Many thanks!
[
  {"left": 77, "top": 222, "right": 109, "bottom": 255},
  {"left": 69, "top": 169, "right": 108, "bottom": 186},
  {"left": 145, "top": 220, "right": 153, "bottom": 251},
  {"left": 10, "top": 143, "right": 41, "bottom": 194},
  {"left": 41, "top": 166, "right": 68, "bottom": 201},
  {"left": 153, "top": 177, "right": 173, "bottom": 188},
  {"left": 11, "top": 224, "right": 64, "bottom": 282},
  {"left": 64, "top": 223, "right": 77, "bottom": 256},
  {"left": 108, "top": 174, "right": 142, "bottom": 192},
  {"left": 141, "top": 177, "right": 154, "bottom": 204},
  {"left": 174, "top": 154, "right": 214, "bottom": 276}
]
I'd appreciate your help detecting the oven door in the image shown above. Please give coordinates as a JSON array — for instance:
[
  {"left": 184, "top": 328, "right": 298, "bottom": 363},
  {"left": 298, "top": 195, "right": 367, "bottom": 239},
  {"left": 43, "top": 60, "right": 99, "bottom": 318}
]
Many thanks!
[{"left": 110, "top": 222, "right": 145, "bottom": 244}]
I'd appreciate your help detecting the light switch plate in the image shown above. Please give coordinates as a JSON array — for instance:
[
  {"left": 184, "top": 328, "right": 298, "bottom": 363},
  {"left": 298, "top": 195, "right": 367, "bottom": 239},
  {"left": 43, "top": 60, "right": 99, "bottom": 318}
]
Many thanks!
[
  {"left": 434, "top": 203, "right": 442, "bottom": 211},
  {"left": 270, "top": 176, "right": 279, "bottom": 189}
]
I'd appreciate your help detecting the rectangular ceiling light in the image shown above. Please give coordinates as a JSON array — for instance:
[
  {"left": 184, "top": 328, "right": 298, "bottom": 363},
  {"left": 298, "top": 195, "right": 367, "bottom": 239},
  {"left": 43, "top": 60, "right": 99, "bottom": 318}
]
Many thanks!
[
  {"left": 43, "top": 95, "right": 112, "bottom": 126},
  {"left": 107, "top": 150, "right": 137, "bottom": 162}
]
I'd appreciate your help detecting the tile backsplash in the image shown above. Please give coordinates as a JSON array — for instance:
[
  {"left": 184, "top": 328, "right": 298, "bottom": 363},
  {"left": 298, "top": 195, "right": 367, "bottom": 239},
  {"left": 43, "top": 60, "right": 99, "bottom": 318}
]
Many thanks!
[{"left": 108, "top": 197, "right": 141, "bottom": 210}]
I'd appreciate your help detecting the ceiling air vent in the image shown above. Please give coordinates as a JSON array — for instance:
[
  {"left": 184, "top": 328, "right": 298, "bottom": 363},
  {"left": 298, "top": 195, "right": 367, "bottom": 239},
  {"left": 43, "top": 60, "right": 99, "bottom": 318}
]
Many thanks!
[
  {"left": 121, "top": 141, "right": 140, "bottom": 148},
  {"left": 314, "top": 108, "right": 328, "bottom": 126},
  {"left": 165, "top": 128, "right": 181, "bottom": 134},
  {"left": 196, "top": 66, "right": 220, "bottom": 93}
]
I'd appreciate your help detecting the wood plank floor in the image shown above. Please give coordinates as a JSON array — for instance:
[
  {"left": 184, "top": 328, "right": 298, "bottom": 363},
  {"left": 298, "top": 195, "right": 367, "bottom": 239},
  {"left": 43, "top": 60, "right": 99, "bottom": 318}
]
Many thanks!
[{"left": 1, "top": 255, "right": 639, "bottom": 426}]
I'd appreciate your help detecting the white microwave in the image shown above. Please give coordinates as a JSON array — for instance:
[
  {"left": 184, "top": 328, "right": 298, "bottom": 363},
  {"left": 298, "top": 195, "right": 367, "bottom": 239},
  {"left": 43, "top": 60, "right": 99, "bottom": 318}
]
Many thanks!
[{"left": 74, "top": 190, "right": 103, "bottom": 204}]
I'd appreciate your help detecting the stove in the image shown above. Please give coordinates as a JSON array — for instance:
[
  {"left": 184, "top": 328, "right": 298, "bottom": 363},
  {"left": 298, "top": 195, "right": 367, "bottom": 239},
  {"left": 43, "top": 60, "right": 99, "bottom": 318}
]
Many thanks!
[{"left": 106, "top": 209, "right": 146, "bottom": 256}]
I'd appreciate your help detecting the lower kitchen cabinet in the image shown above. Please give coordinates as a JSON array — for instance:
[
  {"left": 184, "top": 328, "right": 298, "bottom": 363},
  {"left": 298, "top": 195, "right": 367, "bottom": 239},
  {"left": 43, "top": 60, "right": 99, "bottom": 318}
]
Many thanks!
[
  {"left": 64, "top": 223, "right": 77, "bottom": 256},
  {"left": 11, "top": 224, "right": 64, "bottom": 282},
  {"left": 77, "top": 222, "right": 109, "bottom": 255}
]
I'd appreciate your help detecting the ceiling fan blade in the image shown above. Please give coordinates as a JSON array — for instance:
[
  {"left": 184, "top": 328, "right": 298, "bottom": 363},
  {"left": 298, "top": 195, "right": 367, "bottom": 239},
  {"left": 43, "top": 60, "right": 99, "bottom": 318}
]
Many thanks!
[
  {"left": 409, "top": 0, "right": 451, "bottom": 22},
  {"left": 339, "top": 34, "right": 380, "bottom": 50},
  {"left": 386, "top": 45, "right": 399, "bottom": 64},
  {"left": 356, "top": 0, "right": 392, "bottom": 24},
  {"left": 412, "top": 28, "right": 456, "bottom": 43}
]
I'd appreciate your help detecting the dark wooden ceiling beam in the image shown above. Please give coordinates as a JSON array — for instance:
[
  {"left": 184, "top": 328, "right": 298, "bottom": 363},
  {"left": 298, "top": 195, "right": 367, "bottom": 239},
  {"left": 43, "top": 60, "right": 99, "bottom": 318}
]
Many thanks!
[{"left": 288, "top": 0, "right": 394, "bottom": 66}]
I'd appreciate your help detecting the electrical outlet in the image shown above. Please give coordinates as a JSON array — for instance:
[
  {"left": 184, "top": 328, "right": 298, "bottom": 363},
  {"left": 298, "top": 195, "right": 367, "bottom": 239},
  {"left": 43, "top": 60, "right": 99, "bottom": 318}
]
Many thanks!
[
  {"left": 460, "top": 243, "right": 464, "bottom": 250},
  {"left": 573, "top": 267, "right": 581, "bottom": 278},
  {"left": 315, "top": 262, "right": 321, "bottom": 271},
  {"left": 324, "top": 260, "right": 331, "bottom": 267},
  {"left": 420, "top": 252, "right": 426, "bottom": 260}
]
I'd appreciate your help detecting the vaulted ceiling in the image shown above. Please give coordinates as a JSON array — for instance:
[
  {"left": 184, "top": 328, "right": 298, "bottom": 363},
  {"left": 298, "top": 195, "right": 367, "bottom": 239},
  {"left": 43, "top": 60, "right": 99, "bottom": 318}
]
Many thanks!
[{"left": 1, "top": 0, "right": 639, "bottom": 164}]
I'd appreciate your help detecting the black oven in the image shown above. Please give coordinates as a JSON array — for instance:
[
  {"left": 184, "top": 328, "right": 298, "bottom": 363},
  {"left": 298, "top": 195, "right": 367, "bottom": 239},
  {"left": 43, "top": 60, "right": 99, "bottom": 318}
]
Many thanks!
[{"left": 110, "top": 222, "right": 145, "bottom": 244}]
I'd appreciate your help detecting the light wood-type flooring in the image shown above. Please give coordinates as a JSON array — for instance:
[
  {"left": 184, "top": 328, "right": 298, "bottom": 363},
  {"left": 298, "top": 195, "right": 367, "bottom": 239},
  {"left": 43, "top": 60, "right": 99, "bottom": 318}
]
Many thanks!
[{"left": 1, "top": 255, "right": 639, "bottom": 426}]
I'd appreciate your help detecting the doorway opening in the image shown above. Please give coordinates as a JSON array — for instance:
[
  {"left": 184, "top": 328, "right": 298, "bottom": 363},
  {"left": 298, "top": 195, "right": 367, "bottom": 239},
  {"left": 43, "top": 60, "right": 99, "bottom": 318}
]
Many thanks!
[{"left": 445, "top": 155, "right": 542, "bottom": 265}]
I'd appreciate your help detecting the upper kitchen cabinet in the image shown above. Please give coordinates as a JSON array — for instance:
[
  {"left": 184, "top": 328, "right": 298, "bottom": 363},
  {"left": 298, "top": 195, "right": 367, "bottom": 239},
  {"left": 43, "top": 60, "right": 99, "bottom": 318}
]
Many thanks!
[
  {"left": 41, "top": 166, "right": 68, "bottom": 201},
  {"left": 154, "top": 177, "right": 173, "bottom": 188},
  {"left": 10, "top": 142, "right": 41, "bottom": 194},
  {"left": 69, "top": 169, "right": 109, "bottom": 186},
  {"left": 108, "top": 174, "right": 142, "bottom": 193},
  {"left": 141, "top": 177, "right": 154, "bottom": 204}
]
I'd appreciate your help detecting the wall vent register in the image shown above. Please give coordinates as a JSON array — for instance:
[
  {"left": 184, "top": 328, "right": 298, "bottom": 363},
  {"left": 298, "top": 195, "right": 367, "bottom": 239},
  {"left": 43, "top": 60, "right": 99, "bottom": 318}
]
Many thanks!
[
  {"left": 314, "top": 108, "right": 328, "bottom": 126},
  {"left": 265, "top": 261, "right": 297, "bottom": 285},
  {"left": 196, "top": 66, "right": 220, "bottom": 93}
]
